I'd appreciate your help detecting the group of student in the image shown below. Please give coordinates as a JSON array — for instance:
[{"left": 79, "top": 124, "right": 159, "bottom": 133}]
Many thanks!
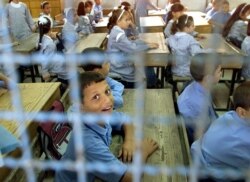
[{"left": 1, "top": 0, "right": 250, "bottom": 181}]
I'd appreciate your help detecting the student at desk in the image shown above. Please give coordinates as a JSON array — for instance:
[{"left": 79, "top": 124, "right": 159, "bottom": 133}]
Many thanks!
[
  {"left": 62, "top": 8, "right": 79, "bottom": 51},
  {"left": 167, "top": 15, "right": 212, "bottom": 77},
  {"left": 40, "top": 1, "right": 54, "bottom": 28},
  {"left": 205, "top": 0, "right": 223, "bottom": 20},
  {"left": 76, "top": 2, "right": 93, "bottom": 36},
  {"left": 178, "top": 54, "right": 221, "bottom": 145},
  {"left": 55, "top": 72, "right": 159, "bottom": 182},
  {"left": 81, "top": 47, "right": 124, "bottom": 109},
  {"left": 93, "top": 0, "right": 103, "bottom": 23},
  {"left": 5, "top": 0, "right": 37, "bottom": 40},
  {"left": 222, "top": 3, "right": 250, "bottom": 48},
  {"left": 107, "top": 9, "right": 159, "bottom": 88},
  {"left": 191, "top": 81, "right": 250, "bottom": 176}
]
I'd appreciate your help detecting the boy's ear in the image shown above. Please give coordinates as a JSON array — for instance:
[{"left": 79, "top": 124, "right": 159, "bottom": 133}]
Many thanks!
[{"left": 236, "top": 107, "right": 247, "bottom": 119}]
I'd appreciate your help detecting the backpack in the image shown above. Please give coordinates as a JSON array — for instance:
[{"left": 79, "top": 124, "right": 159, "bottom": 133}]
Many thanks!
[{"left": 38, "top": 100, "right": 71, "bottom": 160}]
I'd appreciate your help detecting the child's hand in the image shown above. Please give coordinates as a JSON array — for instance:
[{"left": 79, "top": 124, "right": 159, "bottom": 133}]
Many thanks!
[
  {"left": 118, "top": 139, "right": 135, "bottom": 162},
  {"left": 142, "top": 138, "right": 159, "bottom": 160}
]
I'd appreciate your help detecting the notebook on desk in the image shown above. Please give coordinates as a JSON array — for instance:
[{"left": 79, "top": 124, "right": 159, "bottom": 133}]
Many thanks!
[{"left": 0, "top": 126, "right": 20, "bottom": 154}]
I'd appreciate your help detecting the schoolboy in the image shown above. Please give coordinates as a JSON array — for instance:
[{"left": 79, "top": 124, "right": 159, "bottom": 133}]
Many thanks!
[
  {"left": 205, "top": 0, "right": 223, "bottom": 20},
  {"left": 81, "top": 47, "right": 124, "bottom": 109},
  {"left": 55, "top": 72, "right": 159, "bottom": 182},
  {"left": 177, "top": 53, "right": 222, "bottom": 145},
  {"left": 93, "top": 0, "right": 103, "bottom": 23},
  {"left": 192, "top": 81, "right": 250, "bottom": 170}
]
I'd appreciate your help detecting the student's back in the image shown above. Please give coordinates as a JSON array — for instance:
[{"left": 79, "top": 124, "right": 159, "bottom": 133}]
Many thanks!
[
  {"left": 241, "top": 20, "right": 250, "bottom": 80},
  {"left": 191, "top": 81, "right": 250, "bottom": 170}
]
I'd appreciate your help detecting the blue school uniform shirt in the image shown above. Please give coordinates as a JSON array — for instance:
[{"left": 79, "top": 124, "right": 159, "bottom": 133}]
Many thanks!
[
  {"left": 76, "top": 15, "right": 93, "bottom": 35},
  {"left": 55, "top": 112, "right": 128, "bottom": 182},
  {"left": 210, "top": 11, "right": 231, "bottom": 33},
  {"left": 227, "top": 20, "right": 247, "bottom": 43},
  {"left": 191, "top": 111, "right": 250, "bottom": 169},
  {"left": 5, "top": 2, "right": 35, "bottom": 40},
  {"left": 177, "top": 81, "right": 217, "bottom": 129},
  {"left": 62, "top": 20, "right": 79, "bottom": 51},
  {"left": 241, "top": 36, "right": 250, "bottom": 79},
  {"left": 106, "top": 77, "right": 124, "bottom": 109},
  {"left": 167, "top": 32, "right": 212, "bottom": 76},
  {"left": 205, "top": 8, "right": 217, "bottom": 20},
  {"left": 0, "top": 126, "right": 20, "bottom": 154},
  {"left": 164, "top": 19, "right": 174, "bottom": 38},
  {"left": 107, "top": 25, "right": 149, "bottom": 82},
  {"left": 93, "top": 4, "right": 103, "bottom": 22}
]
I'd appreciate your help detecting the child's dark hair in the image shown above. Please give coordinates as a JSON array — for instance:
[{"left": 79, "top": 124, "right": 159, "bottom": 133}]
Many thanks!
[
  {"left": 41, "top": 1, "right": 49, "bottom": 9},
  {"left": 171, "top": 14, "right": 194, "bottom": 34},
  {"left": 247, "top": 20, "right": 250, "bottom": 36},
  {"left": 222, "top": 3, "right": 250, "bottom": 37},
  {"left": 79, "top": 72, "right": 105, "bottom": 100},
  {"left": 77, "top": 2, "right": 86, "bottom": 16},
  {"left": 121, "top": 1, "right": 131, "bottom": 8},
  {"left": 166, "top": 3, "right": 185, "bottom": 24},
  {"left": 37, "top": 17, "right": 51, "bottom": 51},
  {"left": 85, "top": 0, "right": 93, "bottom": 8},
  {"left": 107, "top": 9, "right": 129, "bottom": 31},
  {"left": 81, "top": 47, "right": 106, "bottom": 71},
  {"left": 233, "top": 81, "right": 250, "bottom": 110},
  {"left": 190, "top": 53, "right": 221, "bottom": 82}
]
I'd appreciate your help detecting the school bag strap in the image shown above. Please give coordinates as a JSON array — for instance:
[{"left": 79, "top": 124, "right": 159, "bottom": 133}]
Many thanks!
[{"left": 37, "top": 100, "right": 72, "bottom": 160}]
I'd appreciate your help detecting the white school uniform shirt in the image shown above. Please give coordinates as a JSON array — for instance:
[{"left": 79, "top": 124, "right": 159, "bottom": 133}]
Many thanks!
[
  {"left": 241, "top": 36, "right": 250, "bottom": 79},
  {"left": 5, "top": 2, "right": 35, "bottom": 40},
  {"left": 107, "top": 26, "right": 150, "bottom": 82},
  {"left": 76, "top": 15, "right": 93, "bottom": 35},
  {"left": 39, "top": 35, "right": 68, "bottom": 80},
  {"left": 167, "top": 32, "right": 213, "bottom": 77},
  {"left": 227, "top": 20, "right": 247, "bottom": 43}
]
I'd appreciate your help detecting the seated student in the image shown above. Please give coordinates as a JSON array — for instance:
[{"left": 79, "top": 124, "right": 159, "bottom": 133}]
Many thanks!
[
  {"left": 62, "top": 8, "right": 79, "bottom": 51},
  {"left": 37, "top": 16, "right": 70, "bottom": 92},
  {"left": 164, "top": 3, "right": 185, "bottom": 38},
  {"left": 55, "top": 72, "right": 159, "bottom": 182},
  {"left": 167, "top": 15, "right": 213, "bottom": 77},
  {"left": 76, "top": 2, "right": 93, "bottom": 36},
  {"left": 81, "top": 47, "right": 124, "bottom": 109},
  {"left": 119, "top": 1, "right": 139, "bottom": 40},
  {"left": 107, "top": 9, "right": 159, "bottom": 88},
  {"left": 205, "top": 0, "right": 223, "bottom": 20},
  {"left": 178, "top": 54, "right": 221, "bottom": 145},
  {"left": 191, "top": 81, "right": 250, "bottom": 172},
  {"left": 222, "top": 3, "right": 250, "bottom": 48},
  {"left": 241, "top": 20, "right": 250, "bottom": 81},
  {"left": 93, "top": 0, "right": 103, "bottom": 23},
  {"left": 5, "top": 0, "right": 37, "bottom": 40},
  {"left": 208, "top": 0, "right": 231, "bottom": 34},
  {"left": 40, "top": 1, "right": 54, "bottom": 28}
]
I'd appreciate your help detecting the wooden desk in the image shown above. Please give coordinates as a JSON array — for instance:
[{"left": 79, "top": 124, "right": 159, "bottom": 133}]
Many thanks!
[
  {"left": 67, "top": 33, "right": 107, "bottom": 53},
  {"left": 112, "top": 89, "right": 190, "bottom": 181},
  {"left": 186, "top": 11, "right": 211, "bottom": 33},
  {"left": 13, "top": 33, "right": 39, "bottom": 54},
  {"left": 139, "top": 33, "right": 169, "bottom": 87},
  {"left": 94, "top": 16, "right": 109, "bottom": 33},
  {"left": 140, "top": 16, "right": 165, "bottom": 33},
  {"left": 148, "top": 9, "right": 167, "bottom": 16},
  {"left": 0, "top": 82, "right": 61, "bottom": 182}
]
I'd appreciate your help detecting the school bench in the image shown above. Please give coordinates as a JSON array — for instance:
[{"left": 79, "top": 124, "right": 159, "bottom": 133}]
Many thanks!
[
  {"left": 111, "top": 89, "right": 190, "bottom": 181},
  {"left": 0, "top": 82, "right": 61, "bottom": 182}
]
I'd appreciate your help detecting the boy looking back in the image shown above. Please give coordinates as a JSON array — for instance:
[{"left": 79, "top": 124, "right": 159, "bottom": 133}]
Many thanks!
[{"left": 55, "top": 72, "right": 159, "bottom": 182}]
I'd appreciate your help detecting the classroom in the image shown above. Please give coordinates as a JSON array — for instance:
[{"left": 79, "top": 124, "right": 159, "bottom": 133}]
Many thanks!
[{"left": 0, "top": 0, "right": 250, "bottom": 181}]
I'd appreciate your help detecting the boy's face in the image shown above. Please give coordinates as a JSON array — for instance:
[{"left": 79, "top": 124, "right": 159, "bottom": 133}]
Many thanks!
[
  {"left": 81, "top": 80, "right": 114, "bottom": 114},
  {"left": 43, "top": 4, "right": 51, "bottom": 15}
]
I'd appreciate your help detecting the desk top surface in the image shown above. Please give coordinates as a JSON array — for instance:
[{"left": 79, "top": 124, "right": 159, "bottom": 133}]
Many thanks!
[
  {"left": 13, "top": 33, "right": 39, "bottom": 53},
  {"left": 67, "top": 33, "right": 107, "bottom": 53},
  {"left": 139, "top": 33, "right": 169, "bottom": 54},
  {"left": 140, "top": 16, "right": 165, "bottom": 27},
  {"left": 114, "top": 89, "right": 189, "bottom": 181},
  {"left": 0, "top": 82, "right": 60, "bottom": 137},
  {"left": 94, "top": 16, "right": 109, "bottom": 28}
]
